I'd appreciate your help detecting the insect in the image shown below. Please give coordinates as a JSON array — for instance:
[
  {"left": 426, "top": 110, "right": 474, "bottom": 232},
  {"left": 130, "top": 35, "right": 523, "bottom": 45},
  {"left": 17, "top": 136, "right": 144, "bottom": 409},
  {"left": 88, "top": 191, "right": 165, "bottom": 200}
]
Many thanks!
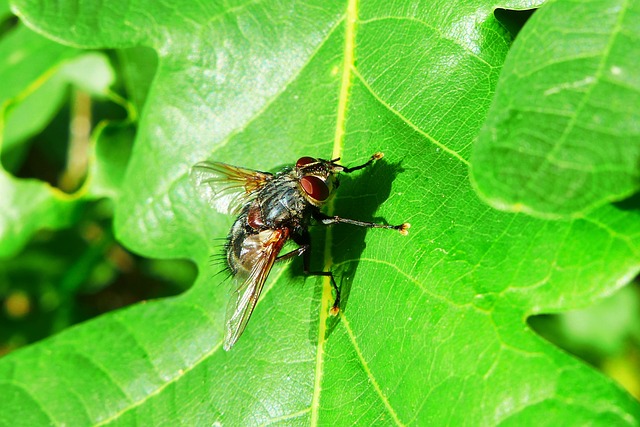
[{"left": 191, "top": 152, "right": 410, "bottom": 350}]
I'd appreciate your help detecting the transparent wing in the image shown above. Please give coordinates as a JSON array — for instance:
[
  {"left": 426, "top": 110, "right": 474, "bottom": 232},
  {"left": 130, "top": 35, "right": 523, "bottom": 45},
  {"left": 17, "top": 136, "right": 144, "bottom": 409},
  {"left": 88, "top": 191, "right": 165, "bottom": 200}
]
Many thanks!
[
  {"left": 191, "top": 161, "right": 273, "bottom": 215},
  {"left": 224, "top": 228, "right": 290, "bottom": 350}
]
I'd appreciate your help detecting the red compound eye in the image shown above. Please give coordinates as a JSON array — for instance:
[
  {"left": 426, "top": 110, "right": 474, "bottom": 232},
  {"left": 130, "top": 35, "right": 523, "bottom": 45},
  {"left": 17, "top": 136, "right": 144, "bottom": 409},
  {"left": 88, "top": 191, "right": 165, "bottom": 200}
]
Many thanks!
[
  {"left": 296, "top": 156, "right": 317, "bottom": 168},
  {"left": 300, "top": 175, "right": 329, "bottom": 201}
]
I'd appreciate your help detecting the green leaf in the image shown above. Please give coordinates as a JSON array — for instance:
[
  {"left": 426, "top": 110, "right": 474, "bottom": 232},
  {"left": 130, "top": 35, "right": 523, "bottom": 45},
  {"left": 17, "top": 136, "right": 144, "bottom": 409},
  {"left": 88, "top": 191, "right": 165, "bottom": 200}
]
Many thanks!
[
  {"left": 116, "top": 47, "right": 158, "bottom": 115},
  {"left": 0, "top": 0, "right": 13, "bottom": 32},
  {"left": 0, "top": 21, "right": 77, "bottom": 159},
  {"left": 2, "top": 50, "right": 115, "bottom": 164},
  {"left": 471, "top": 0, "right": 640, "bottom": 218},
  {"left": 531, "top": 285, "right": 640, "bottom": 360},
  {"left": 1, "top": 0, "right": 9, "bottom": 16},
  {"left": 87, "top": 122, "right": 135, "bottom": 199},
  {"left": 3, "top": 0, "right": 640, "bottom": 425},
  {"left": 0, "top": 14, "right": 116, "bottom": 257},
  {"left": 0, "top": 172, "right": 80, "bottom": 257}
]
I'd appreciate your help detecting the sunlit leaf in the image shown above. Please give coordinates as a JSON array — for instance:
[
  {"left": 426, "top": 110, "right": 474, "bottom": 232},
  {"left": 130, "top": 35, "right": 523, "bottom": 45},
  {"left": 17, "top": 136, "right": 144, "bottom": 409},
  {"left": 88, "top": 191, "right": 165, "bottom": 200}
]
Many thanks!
[{"left": 2, "top": 0, "right": 639, "bottom": 425}]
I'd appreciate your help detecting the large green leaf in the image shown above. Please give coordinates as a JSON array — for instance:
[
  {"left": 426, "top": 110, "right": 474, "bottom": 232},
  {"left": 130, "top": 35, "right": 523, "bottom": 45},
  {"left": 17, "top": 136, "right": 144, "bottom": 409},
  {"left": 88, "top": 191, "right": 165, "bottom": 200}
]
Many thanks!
[
  {"left": 471, "top": 0, "right": 640, "bottom": 218},
  {"left": 2, "top": 0, "right": 639, "bottom": 425}
]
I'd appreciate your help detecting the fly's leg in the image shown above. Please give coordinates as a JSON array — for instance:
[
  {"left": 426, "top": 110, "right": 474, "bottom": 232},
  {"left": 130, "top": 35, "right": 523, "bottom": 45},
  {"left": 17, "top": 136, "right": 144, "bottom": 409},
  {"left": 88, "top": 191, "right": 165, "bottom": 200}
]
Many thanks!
[
  {"left": 287, "top": 232, "right": 342, "bottom": 316},
  {"left": 306, "top": 266, "right": 341, "bottom": 316},
  {"left": 337, "top": 152, "right": 384, "bottom": 173},
  {"left": 326, "top": 152, "right": 411, "bottom": 234},
  {"left": 313, "top": 211, "right": 410, "bottom": 235},
  {"left": 275, "top": 246, "right": 306, "bottom": 262}
]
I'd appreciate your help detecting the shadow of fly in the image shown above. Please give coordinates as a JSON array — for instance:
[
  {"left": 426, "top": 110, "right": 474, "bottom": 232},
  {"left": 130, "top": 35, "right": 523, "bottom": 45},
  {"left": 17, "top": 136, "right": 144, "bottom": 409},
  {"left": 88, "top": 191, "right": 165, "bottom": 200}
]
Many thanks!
[{"left": 191, "top": 152, "right": 410, "bottom": 350}]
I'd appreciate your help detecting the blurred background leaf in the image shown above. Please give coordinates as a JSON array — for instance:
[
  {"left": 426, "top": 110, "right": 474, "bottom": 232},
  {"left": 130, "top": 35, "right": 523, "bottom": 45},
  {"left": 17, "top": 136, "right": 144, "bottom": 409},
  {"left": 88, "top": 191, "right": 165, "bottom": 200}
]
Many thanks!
[
  {"left": 530, "top": 281, "right": 640, "bottom": 400},
  {"left": 0, "top": 3, "right": 195, "bottom": 359}
]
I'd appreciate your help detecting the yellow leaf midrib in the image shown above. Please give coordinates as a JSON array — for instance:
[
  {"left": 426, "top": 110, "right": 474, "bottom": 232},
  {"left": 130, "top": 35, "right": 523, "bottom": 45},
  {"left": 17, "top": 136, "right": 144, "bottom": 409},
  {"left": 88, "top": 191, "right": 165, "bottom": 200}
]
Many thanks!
[{"left": 310, "top": 0, "right": 358, "bottom": 424}]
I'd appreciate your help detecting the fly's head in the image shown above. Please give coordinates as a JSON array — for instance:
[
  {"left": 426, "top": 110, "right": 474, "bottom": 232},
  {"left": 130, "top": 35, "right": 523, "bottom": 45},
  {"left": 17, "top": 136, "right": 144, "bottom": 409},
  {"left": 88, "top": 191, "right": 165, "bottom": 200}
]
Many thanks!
[{"left": 294, "top": 156, "right": 344, "bottom": 207}]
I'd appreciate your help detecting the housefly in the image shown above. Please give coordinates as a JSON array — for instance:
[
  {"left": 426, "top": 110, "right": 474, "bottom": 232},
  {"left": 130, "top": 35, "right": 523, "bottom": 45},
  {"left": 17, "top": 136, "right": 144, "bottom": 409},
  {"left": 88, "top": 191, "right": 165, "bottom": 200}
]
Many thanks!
[{"left": 191, "top": 152, "right": 410, "bottom": 350}]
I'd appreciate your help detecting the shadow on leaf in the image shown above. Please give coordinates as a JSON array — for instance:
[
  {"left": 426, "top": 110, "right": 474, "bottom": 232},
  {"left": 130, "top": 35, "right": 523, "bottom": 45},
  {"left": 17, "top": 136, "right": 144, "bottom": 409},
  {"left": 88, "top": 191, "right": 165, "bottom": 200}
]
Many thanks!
[
  {"left": 613, "top": 191, "right": 640, "bottom": 212},
  {"left": 282, "top": 157, "right": 405, "bottom": 344}
]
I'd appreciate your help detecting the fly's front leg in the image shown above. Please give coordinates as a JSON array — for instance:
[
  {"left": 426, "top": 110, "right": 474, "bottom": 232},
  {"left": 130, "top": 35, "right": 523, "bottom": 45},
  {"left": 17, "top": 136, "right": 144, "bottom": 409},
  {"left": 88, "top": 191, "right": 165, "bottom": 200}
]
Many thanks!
[
  {"left": 313, "top": 211, "right": 410, "bottom": 235},
  {"left": 336, "top": 152, "right": 384, "bottom": 173},
  {"left": 291, "top": 230, "right": 342, "bottom": 316}
]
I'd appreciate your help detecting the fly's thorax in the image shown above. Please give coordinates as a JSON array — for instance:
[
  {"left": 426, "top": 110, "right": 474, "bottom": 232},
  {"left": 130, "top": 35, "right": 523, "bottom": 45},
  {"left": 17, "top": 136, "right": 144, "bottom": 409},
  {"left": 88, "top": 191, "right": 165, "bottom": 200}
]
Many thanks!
[{"left": 257, "top": 172, "right": 308, "bottom": 227}]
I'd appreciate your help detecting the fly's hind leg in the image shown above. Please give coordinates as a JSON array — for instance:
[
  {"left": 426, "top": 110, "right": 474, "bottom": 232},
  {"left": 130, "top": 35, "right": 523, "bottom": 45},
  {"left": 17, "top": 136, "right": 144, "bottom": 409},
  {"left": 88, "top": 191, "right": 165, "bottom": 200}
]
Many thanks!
[
  {"left": 282, "top": 231, "right": 341, "bottom": 316},
  {"left": 307, "top": 269, "right": 341, "bottom": 316},
  {"left": 275, "top": 246, "right": 307, "bottom": 262}
]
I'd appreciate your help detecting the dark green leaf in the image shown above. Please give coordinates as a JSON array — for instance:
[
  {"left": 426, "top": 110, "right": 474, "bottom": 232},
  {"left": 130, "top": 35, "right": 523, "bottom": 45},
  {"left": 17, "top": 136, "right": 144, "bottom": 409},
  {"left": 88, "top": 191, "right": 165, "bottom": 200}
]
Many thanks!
[{"left": 471, "top": 0, "right": 640, "bottom": 218}]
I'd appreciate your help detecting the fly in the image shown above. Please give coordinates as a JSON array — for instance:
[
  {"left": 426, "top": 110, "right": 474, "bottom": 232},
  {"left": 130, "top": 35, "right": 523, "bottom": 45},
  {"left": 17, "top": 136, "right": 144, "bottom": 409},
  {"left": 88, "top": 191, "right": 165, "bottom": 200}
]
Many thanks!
[{"left": 191, "top": 152, "right": 410, "bottom": 350}]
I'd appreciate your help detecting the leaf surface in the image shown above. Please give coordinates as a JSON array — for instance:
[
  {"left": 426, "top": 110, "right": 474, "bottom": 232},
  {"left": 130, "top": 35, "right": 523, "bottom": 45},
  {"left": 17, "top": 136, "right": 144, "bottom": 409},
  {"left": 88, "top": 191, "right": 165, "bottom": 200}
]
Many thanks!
[
  {"left": 2, "top": 0, "right": 639, "bottom": 425},
  {"left": 471, "top": 0, "right": 640, "bottom": 218}
]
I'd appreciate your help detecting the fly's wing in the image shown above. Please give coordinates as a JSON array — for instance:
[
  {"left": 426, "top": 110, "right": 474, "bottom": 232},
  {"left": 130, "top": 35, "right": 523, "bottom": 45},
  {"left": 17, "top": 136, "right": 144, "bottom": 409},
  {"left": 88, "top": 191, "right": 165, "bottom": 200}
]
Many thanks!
[
  {"left": 191, "top": 161, "right": 273, "bottom": 215},
  {"left": 224, "top": 228, "right": 290, "bottom": 350}
]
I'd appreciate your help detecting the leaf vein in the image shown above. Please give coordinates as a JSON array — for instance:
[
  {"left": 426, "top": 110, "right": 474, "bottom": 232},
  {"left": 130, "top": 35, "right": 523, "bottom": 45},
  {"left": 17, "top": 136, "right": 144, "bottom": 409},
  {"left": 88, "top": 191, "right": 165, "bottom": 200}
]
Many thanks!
[
  {"left": 341, "top": 312, "right": 405, "bottom": 427},
  {"left": 95, "top": 266, "right": 287, "bottom": 425},
  {"left": 352, "top": 68, "right": 469, "bottom": 166}
]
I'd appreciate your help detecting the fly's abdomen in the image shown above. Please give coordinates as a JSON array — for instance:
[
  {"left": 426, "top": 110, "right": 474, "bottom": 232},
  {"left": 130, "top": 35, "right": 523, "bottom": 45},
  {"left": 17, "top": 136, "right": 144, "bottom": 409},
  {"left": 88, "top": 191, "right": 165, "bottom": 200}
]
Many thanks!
[
  {"left": 226, "top": 208, "right": 258, "bottom": 274},
  {"left": 226, "top": 220, "right": 283, "bottom": 276}
]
